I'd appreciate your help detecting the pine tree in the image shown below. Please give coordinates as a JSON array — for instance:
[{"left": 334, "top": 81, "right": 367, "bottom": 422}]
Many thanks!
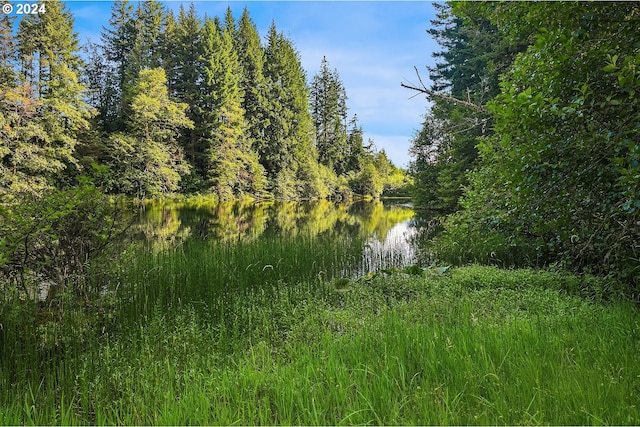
[
  {"left": 310, "top": 56, "right": 348, "bottom": 175},
  {"left": 2, "top": 0, "right": 93, "bottom": 193},
  {"left": 199, "top": 17, "right": 266, "bottom": 198},
  {"left": 263, "top": 22, "right": 316, "bottom": 197},
  {"left": 106, "top": 68, "right": 192, "bottom": 198},
  {"left": 235, "top": 8, "right": 270, "bottom": 167}
]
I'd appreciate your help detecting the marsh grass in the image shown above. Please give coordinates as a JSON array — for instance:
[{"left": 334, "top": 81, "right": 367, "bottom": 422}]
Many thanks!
[{"left": 1, "top": 238, "right": 639, "bottom": 425}]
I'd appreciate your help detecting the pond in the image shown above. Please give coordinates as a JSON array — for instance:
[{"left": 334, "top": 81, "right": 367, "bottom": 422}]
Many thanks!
[{"left": 134, "top": 198, "right": 419, "bottom": 280}]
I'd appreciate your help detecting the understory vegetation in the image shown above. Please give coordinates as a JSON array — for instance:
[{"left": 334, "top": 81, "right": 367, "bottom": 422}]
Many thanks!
[{"left": 2, "top": 259, "right": 638, "bottom": 425}]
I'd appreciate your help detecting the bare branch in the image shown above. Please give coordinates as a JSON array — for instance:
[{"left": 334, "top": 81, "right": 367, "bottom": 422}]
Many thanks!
[{"left": 401, "top": 66, "right": 488, "bottom": 113}]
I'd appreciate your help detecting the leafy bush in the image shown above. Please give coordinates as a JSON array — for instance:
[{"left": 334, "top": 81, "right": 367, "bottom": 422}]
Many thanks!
[
  {"left": 429, "top": 3, "right": 640, "bottom": 291},
  {"left": 0, "top": 182, "right": 133, "bottom": 304}
]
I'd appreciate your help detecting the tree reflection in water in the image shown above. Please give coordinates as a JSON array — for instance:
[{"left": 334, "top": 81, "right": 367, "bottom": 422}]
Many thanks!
[{"left": 135, "top": 199, "right": 419, "bottom": 276}]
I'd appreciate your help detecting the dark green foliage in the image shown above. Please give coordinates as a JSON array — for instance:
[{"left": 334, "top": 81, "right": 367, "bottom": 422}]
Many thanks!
[
  {"left": 198, "top": 18, "right": 267, "bottom": 198},
  {"left": 410, "top": 2, "right": 527, "bottom": 212},
  {"left": 99, "top": 0, "right": 137, "bottom": 131},
  {"left": 0, "top": 183, "right": 132, "bottom": 302},
  {"left": 423, "top": 2, "right": 640, "bottom": 288},
  {"left": 468, "top": 2, "right": 640, "bottom": 282},
  {"left": 236, "top": 8, "right": 271, "bottom": 176},
  {"left": 310, "top": 56, "right": 349, "bottom": 175},
  {"left": 263, "top": 23, "right": 322, "bottom": 198}
]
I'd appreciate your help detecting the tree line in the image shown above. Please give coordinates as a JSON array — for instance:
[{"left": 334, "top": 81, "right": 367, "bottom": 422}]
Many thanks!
[
  {"left": 0, "top": 0, "right": 408, "bottom": 201},
  {"left": 409, "top": 2, "right": 639, "bottom": 287}
]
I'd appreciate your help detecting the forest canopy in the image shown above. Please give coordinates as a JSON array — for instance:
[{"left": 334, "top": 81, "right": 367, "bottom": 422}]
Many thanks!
[{"left": 0, "top": 0, "right": 408, "bottom": 201}]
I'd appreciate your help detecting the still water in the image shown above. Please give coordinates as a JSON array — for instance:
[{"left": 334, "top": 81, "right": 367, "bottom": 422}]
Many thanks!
[{"left": 135, "top": 198, "right": 418, "bottom": 278}]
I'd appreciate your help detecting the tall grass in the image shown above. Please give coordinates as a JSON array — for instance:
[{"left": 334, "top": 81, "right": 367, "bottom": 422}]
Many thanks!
[{"left": 1, "top": 239, "right": 639, "bottom": 425}]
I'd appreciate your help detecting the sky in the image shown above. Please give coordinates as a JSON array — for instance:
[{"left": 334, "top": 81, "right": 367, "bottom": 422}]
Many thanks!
[{"left": 21, "top": 1, "right": 440, "bottom": 168}]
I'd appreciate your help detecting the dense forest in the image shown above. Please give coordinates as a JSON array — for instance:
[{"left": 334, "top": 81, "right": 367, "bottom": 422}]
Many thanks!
[
  {"left": 0, "top": 0, "right": 407, "bottom": 201},
  {"left": 409, "top": 2, "right": 639, "bottom": 288}
]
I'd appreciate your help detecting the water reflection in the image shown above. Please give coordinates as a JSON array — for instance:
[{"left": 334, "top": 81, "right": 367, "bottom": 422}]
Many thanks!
[
  {"left": 360, "top": 219, "right": 418, "bottom": 276},
  {"left": 135, "top": 198, "right": 419, "bottom": 275}
]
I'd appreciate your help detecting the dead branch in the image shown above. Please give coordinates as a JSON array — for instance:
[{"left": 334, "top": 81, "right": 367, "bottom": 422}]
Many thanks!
[{"left": 401, "top": 66, "right": 488, "bottom": 113}]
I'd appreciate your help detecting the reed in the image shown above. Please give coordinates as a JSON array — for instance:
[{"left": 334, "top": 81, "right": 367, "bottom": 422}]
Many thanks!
[{"left": 1, "top": 245, "right": 639, "bottom": 425}]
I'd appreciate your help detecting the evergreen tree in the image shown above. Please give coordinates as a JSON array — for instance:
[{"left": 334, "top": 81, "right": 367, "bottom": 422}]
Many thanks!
[
  {"left": 310, "top": 56, "right": 348, "bottom": 175},
  {"left": 1, "top": 0, "right": 93, "bottom": 193},
  {"left": 199, "top": 17, "right": 266, "bottom": 198},
  {"left": 223, "top": 6, "right": 236, "bottom": 36},
  {"left": 235, "top": 8, "right": 270, "bottom": 167},
  {"left": 345, "top": 114, "right": 365, "bottom": 173},
  {"left": 263, "top": 22, "right": 316, "bottom": 197},
  {"left": 409, "top": 2, "right": 527, "bottom": 211},
  {"left": 161, "top": 9, "right": 178, "bottom": 96},
  {"left": 106, "top": 68, "right": 192, "bottom": 198},
  {"left": 167, "top": 3, "right": 203, "bottom": 176},
  {"left": 130, "top": 0, "right": 165, "bottom": 69},
  {"left": 0, "top": 15, "right": 16, "bottom": 88},
  {"left": 100, "top": 0, "right": 137, "bottom": 131},
  {"left": 122, "top": 0, "right": 166, "bottom": 109}
]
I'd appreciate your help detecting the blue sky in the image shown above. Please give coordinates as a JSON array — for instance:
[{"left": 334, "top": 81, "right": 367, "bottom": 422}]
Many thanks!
[{"left": 56, "top": 1, "right": 439, "bottom": 167}]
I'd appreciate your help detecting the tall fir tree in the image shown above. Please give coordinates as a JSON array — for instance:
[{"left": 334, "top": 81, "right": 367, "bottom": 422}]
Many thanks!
[
  {"left": 263, "top": 22, "right": 316, "bottom": 197},
  {"left": 168, "top": 3, "right": 203, "bottom": 176},
  {"left": 235, "top": 8, "right": 270, "bottom": 167},
  {"left": 1, "top": 0, "right": 92, "bottom": 193},
  {"left": 199, "top": 17, "right": 266, "bottom": 198},
  {"left": 99, "top": 0, "right": 136, "bottom": 131},
  {"left": 122, "top": 0, "right": 166, "bottom": 111},
  {"left": 310, "top": 56, "right": 349, "bottom": 175},
  {"left": 0, "top": 15, "right": 16, "bottom": 88}
]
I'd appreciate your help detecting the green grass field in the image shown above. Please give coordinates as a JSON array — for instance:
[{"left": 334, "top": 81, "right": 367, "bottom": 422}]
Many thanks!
[{"left": 1, "top": 239, "right": 639, "bottom": 425}]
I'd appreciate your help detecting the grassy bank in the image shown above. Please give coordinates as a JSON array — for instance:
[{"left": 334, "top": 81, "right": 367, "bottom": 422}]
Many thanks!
[{"left": 1, "top": 262, "right": 639, "bottom": 425}]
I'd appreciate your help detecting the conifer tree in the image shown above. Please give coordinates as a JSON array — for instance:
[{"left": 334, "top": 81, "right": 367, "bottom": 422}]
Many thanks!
[
  {"left": 2, "top": 0, "right": 93, "bottom": 193},
  {"left": 223, "top": 6, "right": 236, "bottom": 36},
  {"left": 345, "top": 114, "right": 365, "bottom": 172},
  {"left": 199, "top": 17, "right": 266, "bottom": 198},
  {"left": 100, "top": 0, "right": 137, "bottom": 131},
  {"left": 310, "top": 56, "right": 348, "bottom": 175},
  {"left": 0, "top": 15, "right": 16, "bottom": 88},
  {"left": 235, "top": 8, "right": 270, "bottom": 164},
  {"left": 263, "top": 22, "right": 316, "bottom": 197},
  {"left": 106, "top": 68, "right": 192, "bottom": 198},
  {"left": 409, "top": 2, "right": 527, "bottom": 211},
  {"left": 161, "top": 9, "right": 178, "bottom": 96},
  {"left": 122, "top": 0, "right": 166, "bottom": 111},
  {"left": 166, "top": 3, "right": 203, "bottom": 175}
]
